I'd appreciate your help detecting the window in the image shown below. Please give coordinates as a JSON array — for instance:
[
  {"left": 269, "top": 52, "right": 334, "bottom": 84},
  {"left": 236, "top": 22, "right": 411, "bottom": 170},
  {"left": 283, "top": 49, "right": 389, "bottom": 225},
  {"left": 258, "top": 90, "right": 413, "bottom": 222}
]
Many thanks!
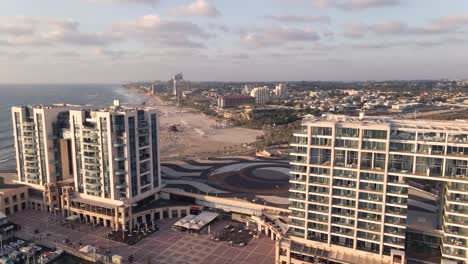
[
  {"left": 336, "top": 127, "right": 359, "bottom": 137},
  {"left": 311, "top": 127, "right": 332, "bottom": 136},
  {"left": 4, "top": 197, "right": 9, "bottom": 205},
  {"left": 171, "top": 210, "right": 178, "bottom": 218},
  {"left": 363, "top": 129, "right": 387, "bottom": 139}
]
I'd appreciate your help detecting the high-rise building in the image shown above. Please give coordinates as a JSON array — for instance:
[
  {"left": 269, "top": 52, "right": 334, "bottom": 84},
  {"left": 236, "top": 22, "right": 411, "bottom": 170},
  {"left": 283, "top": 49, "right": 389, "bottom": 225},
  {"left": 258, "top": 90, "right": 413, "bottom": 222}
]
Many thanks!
[
  {"left": 12, "top": 103, "right": 162, "bottom": 229},
  {"left": 275, "top": 83, "right": 288, "bottom": 99},
  {"left": 278, "top": 114, "right": 468, "bottom": 264},
  {"left": 12, "top": 104, "right": 75, "bottom": 211},
  {"left": 242, "top": 84, "right": 253, "bottom": 95},
  {"left": 172, "top": 73, "right": 190, "bottom": 101},
  {"left": 250, "top": 86, "right": 270, "bottom": 104}
]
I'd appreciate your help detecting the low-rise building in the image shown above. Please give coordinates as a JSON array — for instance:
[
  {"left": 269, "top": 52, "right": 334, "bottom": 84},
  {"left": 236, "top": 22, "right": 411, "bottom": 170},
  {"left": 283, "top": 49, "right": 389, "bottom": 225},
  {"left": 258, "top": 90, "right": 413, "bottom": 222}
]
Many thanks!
[
  {"left": 217, "top": 96, "right": 255, "bottom": 108},
  {"left": 0, "top": 177, "right": 29, "bottom": 216}
]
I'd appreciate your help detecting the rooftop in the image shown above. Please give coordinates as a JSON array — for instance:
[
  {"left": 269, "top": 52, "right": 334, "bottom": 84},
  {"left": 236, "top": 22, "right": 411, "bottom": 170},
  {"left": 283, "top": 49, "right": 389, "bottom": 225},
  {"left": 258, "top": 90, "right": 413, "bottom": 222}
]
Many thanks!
[
  {"left": 12, "top": 103, "right": 158, "bottom": 113},
  {"left": 133, "top": 199, "right": 191, "bottom": 214},
  {"left": 0, "top": 177, "right": 27, "bottom": 193},
  {"left": 301, "top": 114, "right": 468, "bottom": 132},
  {"left": 219, "top": 95, "right": 255, "bottom": 99}
]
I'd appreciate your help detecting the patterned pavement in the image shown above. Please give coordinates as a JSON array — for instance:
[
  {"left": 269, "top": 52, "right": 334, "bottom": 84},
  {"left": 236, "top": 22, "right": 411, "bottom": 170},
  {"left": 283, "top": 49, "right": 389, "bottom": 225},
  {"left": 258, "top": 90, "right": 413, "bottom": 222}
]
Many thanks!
[{"left": 9, "top": 210, "right": 276, "bottom": 264}]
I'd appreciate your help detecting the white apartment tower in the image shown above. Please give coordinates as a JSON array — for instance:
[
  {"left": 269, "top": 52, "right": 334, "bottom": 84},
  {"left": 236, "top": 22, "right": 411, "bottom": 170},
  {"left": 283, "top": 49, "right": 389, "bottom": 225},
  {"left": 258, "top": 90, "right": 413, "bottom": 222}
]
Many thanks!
[
  {"left": 172, "top": 73, "right": 190, "bottom": 101},
  {"left": 12, "top": 105, "right": 73, "bottom": 188},
  {"left": 278, "top": 114, "right": 468, "bottom": 264},
  {"left": 12, "top": 103, "right": 162, "bottom": 228},
  {"left": 275, "top": 83, "right": 288, "bottom": 99},
  {"left": 12, "top": 105, "right": 75, "bottom": 211},
  {"left": 242, "top": 84, "right": 253, "bottom": 95},
  {"left": 67, "top": 105, "right": 161, "bottom": 203},
  {"left": 250, "top": 86, "right": 271, "bottom": 104}
]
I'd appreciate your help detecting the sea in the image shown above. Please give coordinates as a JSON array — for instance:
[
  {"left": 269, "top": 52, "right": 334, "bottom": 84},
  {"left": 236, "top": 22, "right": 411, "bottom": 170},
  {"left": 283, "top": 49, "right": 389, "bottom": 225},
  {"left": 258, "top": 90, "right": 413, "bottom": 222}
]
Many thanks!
[{"left": 0, "top": 84, "right": 146, "bottom": 170}]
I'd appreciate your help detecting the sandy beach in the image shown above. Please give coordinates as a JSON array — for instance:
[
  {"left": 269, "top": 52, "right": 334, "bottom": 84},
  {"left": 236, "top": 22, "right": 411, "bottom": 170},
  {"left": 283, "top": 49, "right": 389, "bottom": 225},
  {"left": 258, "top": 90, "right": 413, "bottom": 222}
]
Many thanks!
[{"left": 130, "top": 88, "right": 264, "bottom": 160}]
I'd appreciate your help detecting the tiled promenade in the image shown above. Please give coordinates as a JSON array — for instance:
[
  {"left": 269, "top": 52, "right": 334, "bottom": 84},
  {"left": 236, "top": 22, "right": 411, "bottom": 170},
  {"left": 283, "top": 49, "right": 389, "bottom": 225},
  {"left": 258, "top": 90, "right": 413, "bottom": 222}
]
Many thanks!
[{"left": 9, "top": 210, "right": 275, "bottom": 264}]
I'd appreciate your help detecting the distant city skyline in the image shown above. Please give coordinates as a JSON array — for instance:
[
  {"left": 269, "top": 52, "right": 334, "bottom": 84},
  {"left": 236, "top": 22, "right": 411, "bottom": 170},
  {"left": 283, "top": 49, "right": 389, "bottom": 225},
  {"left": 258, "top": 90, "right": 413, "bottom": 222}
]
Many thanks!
[{"left": 1, "top": 0, "right": 468, "bottom": 83}]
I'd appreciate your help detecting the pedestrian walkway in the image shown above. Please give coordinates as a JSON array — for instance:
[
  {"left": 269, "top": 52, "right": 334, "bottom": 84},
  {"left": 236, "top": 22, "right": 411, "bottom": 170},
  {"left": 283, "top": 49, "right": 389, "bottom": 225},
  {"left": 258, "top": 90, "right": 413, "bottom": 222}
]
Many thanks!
[{"left": 9, "top": 210, "right": 275, "bottom": 264}]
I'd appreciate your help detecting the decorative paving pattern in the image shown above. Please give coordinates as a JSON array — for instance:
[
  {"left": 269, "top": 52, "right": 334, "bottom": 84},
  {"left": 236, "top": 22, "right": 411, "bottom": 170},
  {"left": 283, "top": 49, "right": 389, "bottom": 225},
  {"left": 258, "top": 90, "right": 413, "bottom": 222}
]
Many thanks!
[
  {"left": 161, "top": 156, "right": 290, "bottom": 208},
  {"left": 10, "top": 210, "right": 275, "bottom": 264}
]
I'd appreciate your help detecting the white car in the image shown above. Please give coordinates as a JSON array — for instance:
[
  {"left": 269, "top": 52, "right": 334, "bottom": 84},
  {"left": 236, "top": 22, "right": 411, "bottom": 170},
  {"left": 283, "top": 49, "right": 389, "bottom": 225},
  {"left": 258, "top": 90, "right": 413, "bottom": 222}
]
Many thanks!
[{"left": 9, "top": 243, "right": 19, "bottom": 249}]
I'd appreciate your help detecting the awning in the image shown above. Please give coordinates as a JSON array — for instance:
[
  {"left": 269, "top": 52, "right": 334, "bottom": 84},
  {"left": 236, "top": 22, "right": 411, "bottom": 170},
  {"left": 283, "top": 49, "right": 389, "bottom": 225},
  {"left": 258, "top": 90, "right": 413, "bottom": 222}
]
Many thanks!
[
  {"left": 67, "top": 215, "right": 80, "bottom": 221},
  {"left": 172, "top": 211, "right": 219, "bottom": 230},
  {"left": 80, "top": 245, "right": 96, "bottom": 253}
]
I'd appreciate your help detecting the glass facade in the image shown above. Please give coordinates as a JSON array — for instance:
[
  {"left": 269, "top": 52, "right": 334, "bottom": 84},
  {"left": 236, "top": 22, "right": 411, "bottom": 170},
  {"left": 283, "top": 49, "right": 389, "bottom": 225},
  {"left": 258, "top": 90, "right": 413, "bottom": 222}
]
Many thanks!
[{"left": 151, "top": 114, "right": 159, "bottom": 189}]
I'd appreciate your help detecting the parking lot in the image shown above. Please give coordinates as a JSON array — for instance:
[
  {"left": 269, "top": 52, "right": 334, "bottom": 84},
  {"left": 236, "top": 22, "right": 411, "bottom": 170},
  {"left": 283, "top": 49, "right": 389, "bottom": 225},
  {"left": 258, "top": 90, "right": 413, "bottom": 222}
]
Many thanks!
[{"left": 9, "top": 210, "right": 276, "bottom": 264}]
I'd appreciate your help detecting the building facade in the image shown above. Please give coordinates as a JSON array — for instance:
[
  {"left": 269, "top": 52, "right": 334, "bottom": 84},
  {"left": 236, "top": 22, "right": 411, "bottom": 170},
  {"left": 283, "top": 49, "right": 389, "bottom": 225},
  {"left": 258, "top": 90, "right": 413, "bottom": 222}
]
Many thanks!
[
  {"left": 275, "top": 84, "right": 288, "bottom": 99},
  {"left": 11, "top": 104, "right": 75, "bottom": 211},
  {"left": 251, "top": 86, "right": 271, "bottom": 104},
  {"left": 12, "top": 103, "right": 163, "bottom": 230},
  {"left": 217, "top": 96, "right": 256, "bottom": 108},
  {"left": 278, "top": 114, "right": 468, "bottom": 264},
  {"left": 172, "top": 73, "right": 190, "bottom": 101}
]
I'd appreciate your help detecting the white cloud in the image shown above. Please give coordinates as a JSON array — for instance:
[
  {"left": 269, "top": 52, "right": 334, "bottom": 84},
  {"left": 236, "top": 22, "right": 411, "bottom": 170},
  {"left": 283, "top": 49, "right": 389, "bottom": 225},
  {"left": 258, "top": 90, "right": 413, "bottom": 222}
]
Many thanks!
[
  {"left": 240, "top": 27, "right": 320, "bottom": 48},
  {"left": 313, "top": 0, "right": 400, "bottom": 10},
  {"left": 113, "top": 14, "right": 213, "bottom": 48},
  {"left": 87, "top": 0, "right": 159, "bottom": 5},
  {"left": 170, "top": 0, "right": 220, "bottom": 17},
  {"left": 265, "top": 15, "right": 331, "bottom": 24},
  {"left": 0, "top": 16, "right": 119, "bottom": 47}
]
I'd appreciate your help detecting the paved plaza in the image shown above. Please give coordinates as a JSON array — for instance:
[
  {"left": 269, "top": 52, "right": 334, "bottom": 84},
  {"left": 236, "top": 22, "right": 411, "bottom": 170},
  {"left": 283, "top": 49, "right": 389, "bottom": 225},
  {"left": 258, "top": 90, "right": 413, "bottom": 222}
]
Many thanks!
[{"left": 9, "top": 210, "right": 276, "bottom": 264}]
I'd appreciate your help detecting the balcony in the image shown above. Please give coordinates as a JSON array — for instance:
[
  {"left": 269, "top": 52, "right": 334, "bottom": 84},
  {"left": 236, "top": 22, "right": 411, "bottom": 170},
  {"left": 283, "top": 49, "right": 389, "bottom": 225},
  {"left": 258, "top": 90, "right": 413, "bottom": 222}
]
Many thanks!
[
  {"left": 115, "top": 183, "right": 127, "bottom": 189},
  {"left": 332, "top": 218, "right": 354, "bottom": 228},
  {"left": 291, "top": 210, "right": 306, "bottom": 218},
  {"left": 307, "top": 223, "right": 328, "bottom": 231},
  {"left": 386, "top": 207, "right": 407, "bottom": 216},
  {"left": 357, "top": 231, "right": 380, "bottom": 241},
  {"left": 85, "top": 181, "right": 102, "bottom": 188},
  {"left": 289, "top": 202, "right": 306, "bottom": 210},
  {"left": 114, "top": 156, "right": 126, "bottom": 161},
  {"left": 445, "top": 215, "right": 468, "bottom": 226},
  {"left": 331, "top": 227, "right": 354, "bottom": 237},
  {"left": 290, "top": 165, "right": 307, "bottom": 174},
  {"left": 444, "top": 237, "right": 466, "bottom": 247},
  {"left": 384, "top": 227, "right": 405, "bottom": 237},
  {"left": 113, "top": 141, "right": 125, "bottom": 147},
  {"left": 441, "top": 246, "right": 467, "bottom": 258},
  {"left": 293, "top": 126, "right": 308, "bottom": 135},
  {"left": 445, "top": 226, "right": 468, "bottom": 237},
  {"left": 383, "top": 236, "right": 405, "bottom": 247},
  {"left": 358, "top": 222, "right": 380, "bottom": 232},
  {"left": 290, "top": 174, "right": 307, "bottom": 182},
  {"left": 290, "top": 193, "right": 306, "bottom": 201},
  {"left": 290, "top": 156, "right": 307, "bottom": 164},
  {"left": 139, "top": 153, "right": 151, "bottom": 161},
  {"left": 115, "top": 170, "right": 126, "bottom": 176},
  {"left": 84, "top": 172, "right": 100, "bottom": 179}
]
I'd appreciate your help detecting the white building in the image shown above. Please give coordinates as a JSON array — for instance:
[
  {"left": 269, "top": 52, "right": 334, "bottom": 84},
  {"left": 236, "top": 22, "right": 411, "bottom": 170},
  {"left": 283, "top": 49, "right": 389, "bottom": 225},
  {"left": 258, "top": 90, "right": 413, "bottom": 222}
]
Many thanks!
[
  {"left": 172, "top": 73, "right": 190, "bottom": 100},
  {"left": 12, "top": 102, "right": 163, "bottom": 229},
  {"left": 278, "top": 114, "right": 468, "bottom": 264},
  {"left": 250, "top": 86, "right": 271, "bottom": 104},
  {"left": 391, "top": 102, "right": 422, "bottom": 111},
  {"left": 242, "top": 84, "right": 253, "bottom": 95},
  {"left": 275, "top": 84, "right": 288, "bottom": 99}
]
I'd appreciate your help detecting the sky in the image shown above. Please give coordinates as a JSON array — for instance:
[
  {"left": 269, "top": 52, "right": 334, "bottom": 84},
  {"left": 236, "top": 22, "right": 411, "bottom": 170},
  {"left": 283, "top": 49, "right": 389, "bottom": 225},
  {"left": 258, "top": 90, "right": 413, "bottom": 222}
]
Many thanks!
[{"left": 0, "top": 0, "right": 468, "bottom": 83}]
